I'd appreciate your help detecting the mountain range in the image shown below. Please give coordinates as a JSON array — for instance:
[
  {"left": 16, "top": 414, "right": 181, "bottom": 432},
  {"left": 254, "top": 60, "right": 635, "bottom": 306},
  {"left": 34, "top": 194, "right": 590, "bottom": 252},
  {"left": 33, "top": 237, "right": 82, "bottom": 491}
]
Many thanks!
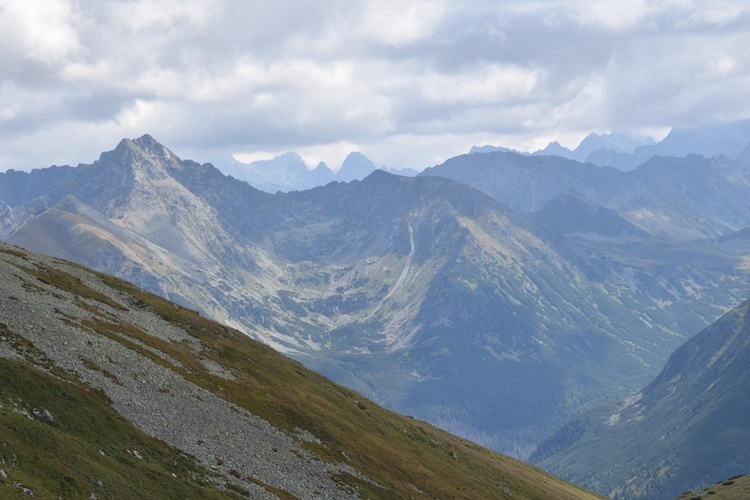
[
  {"left": 471, "top": 119, "right": 750, "bottom": 170},
  {"left": 421, "top": 150, "right": 750, "bottom": 240},
  {"left": 194, "top": 120, "right": 750, "bottom": 196},
  {"left": 532, "top": 298, "right": 750, "bottom": 499},
  {"left": 0, "top": 241, "right": 599, "bottom": 499},
  {"left": 215, "top": 151, "right": 417, "bottom": 194},
  {"left": 3, "top": 135, "right": 750, "bottom": 463}
]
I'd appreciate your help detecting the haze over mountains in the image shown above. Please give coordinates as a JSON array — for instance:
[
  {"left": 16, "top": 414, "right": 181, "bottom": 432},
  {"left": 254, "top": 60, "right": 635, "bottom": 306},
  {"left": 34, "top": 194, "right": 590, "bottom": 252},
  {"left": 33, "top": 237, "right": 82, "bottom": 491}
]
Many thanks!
[
  {"left": 471, "top": 119, "right": 750, "bottom": 171},
  {"left": 216, "top": 150, "right": 417, "bottom": 194},
  {"left": 422, "top": 151, "right": 750, "bottom": 240},
  {"left": 3, "top": 133, "right": 750, "bottom": 473},
  {"left": 213, "top": 120, "right": 750, "bottom": 195},
  {"left": 533, "top": 298, "right": 750, "bottom": 499}
]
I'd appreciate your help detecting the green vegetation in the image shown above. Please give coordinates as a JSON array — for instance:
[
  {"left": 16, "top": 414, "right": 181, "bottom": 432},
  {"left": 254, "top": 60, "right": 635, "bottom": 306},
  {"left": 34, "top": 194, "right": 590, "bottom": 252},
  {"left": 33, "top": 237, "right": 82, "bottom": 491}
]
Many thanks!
[
  {"left": 0, "top": 358, "right": 235, "bottom": 499},
  {"left": 0, "top": 249, "right": 602, "bottom": 499},
  {"left": 676, "top": 475, "right": 750, "bottom": 500},
  {"left": 97, "top": 274, "right": 598, "bottom": 498},
  {"left": 533, "top": 301, "right": 750, "bottom": 499}
]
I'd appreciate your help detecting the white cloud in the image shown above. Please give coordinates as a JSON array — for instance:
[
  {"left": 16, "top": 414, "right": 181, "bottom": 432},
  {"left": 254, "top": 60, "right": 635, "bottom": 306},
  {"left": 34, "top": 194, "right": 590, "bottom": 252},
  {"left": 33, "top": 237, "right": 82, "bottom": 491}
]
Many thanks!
[
  {"left": 566, "top": 0, "right": 658, "bottom": 31},
  {"left": 1, "top": 0, "right": 750, "bottom": 172},
  {"left": 357, "top": 0, "right": 447, "bottom": 45},
  {"left": 108, "top": 0, "right": 221, "bottom": 32},
  {"left": 419, "top": 64, "right": 538, "bottom": 105},
  {"left": 0, "top": 0, "right": 82, "bottom": 65},
  {"left": 683, "top": 0, "right": 746, "bottom": 27}
]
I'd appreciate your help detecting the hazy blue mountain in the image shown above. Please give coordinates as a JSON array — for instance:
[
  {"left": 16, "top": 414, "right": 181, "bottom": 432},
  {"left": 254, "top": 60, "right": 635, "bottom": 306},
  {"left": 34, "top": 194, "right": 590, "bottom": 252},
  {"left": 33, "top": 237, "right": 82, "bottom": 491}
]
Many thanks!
[
  {"left": 310, "top": 160, "right": 337, "bottom": 185},
  {"left": 533, "top": 300, "right": 750, "bottom": 499},
  {"left": 382, "top": 165, "right": 418, "bottom": 177},
  {"left": 215, "top": 150, "right": 384, "bottom": 192},
  {"left": 534, "top": 190, "right": 649, "bottom": 241},
  {"left": 532, "top": 141, "right": 574, "bottom": 158},
  {"left": 421, "top": 151, "right": 750, "bottom": 240},
  {"left": 471, "top": 132, "right": 652, "bottom": 164},
  {"left": 599, "top": 120, "right": 750, "bottom": 170},
  {"left": 423, "top": 151, "right": 613, "bottom": 212},
  {"left": 468, "top": 144, "right": 520, "bottom": 154},
  {"left": 576, "top": 132, "right": 655, "bottom": 164},
  {"left": 336, "top": 152, "right": 377, "bottom": 182},
  {"left": 5, "top": 135, "right": 750, "bottom": 459},
  {"left": 469, "top": 121, "right": 750, "bottom": 171},
  {"left": 0, "top": 164, "right": 78, "bottom": 207},
  {"left": 217, "top": 151, "right": 335, "bottom": 193}
]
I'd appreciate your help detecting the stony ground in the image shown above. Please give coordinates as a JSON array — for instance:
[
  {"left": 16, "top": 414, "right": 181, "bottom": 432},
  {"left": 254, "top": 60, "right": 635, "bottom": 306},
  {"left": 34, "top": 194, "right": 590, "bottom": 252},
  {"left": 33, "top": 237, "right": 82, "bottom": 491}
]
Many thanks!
[{"left": 0, "top": 243, "right": 364, "bottom": 498}]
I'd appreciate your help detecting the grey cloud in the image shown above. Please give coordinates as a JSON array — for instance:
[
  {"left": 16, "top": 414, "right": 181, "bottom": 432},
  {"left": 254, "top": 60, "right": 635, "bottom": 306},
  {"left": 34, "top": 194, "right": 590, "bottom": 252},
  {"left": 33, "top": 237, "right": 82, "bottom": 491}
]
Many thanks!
[{"left": 2, "top": 0, "right": 750, "bottom": 172}]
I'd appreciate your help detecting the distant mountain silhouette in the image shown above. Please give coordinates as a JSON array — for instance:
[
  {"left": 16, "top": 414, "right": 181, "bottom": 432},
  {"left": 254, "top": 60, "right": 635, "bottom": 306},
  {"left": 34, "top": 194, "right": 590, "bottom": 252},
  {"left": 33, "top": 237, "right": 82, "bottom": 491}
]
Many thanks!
[{"left": 470, "top": 119, "right": 750, "bottom": 171}]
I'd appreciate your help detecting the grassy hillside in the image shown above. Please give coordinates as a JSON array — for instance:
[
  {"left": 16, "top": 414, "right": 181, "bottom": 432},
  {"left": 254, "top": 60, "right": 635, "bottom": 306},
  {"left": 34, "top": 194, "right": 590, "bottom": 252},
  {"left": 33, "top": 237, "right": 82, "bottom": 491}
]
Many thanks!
[
  {"left": 0, "top": 242, "right": 600, "bottom": 499},
  {"left": 676, "top": 475, "right": 750, "bottom": 500},
  {"left": 0, "top": 358, "right": 237, "bottom": 499},
  {"left": 533, "top": 300, "right": 750, "bottom": 499}
]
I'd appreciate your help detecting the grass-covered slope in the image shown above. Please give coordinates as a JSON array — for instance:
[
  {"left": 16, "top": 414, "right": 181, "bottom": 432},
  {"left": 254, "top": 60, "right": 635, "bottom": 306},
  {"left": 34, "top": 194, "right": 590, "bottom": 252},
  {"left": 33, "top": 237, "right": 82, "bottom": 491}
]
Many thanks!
[
  {"left": 533, "top": 300, "right": 750, "bottom": 499},
  {"left": 0, "top": 357, "right": 236, "bottom": 499},
  {"left": 0, "top": 242, "right": 599, "bottom": 499},
  {"left": 676, "top": 475, "right": 750, "bottom": 499}
]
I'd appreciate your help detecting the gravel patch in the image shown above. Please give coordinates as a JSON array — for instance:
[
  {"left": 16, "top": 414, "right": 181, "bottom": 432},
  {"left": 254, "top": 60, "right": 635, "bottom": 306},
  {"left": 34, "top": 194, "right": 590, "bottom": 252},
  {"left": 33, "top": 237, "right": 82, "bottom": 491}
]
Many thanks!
[{"left": 0, "top": 244, "right": 366, "bottom": 498}]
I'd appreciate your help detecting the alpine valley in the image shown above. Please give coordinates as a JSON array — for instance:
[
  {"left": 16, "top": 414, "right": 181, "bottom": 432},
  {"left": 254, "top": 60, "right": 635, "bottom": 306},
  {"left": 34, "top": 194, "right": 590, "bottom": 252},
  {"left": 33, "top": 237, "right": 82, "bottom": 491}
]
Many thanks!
[
  {"left": 532, "top": 298, "right": 750, "bottom": 499},
  {"left": 3, "top": 134, "right": 750, "bottom": 483},
  {"left": 0, "top": 241, "right": 598, "bottom": 499}
]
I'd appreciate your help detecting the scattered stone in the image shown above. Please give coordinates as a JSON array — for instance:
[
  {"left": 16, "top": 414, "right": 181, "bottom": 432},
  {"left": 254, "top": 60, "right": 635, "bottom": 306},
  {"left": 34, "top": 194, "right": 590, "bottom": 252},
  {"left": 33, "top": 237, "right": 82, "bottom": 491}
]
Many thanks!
[
  {"left": 12, "top": 408, "right": 32, "bottom": 420},
  {"left": 13, "top": 481, "right": 34, "bottom": 496},
  {"left": 32, "top": 408, "right": 54, "bottom": 422}
]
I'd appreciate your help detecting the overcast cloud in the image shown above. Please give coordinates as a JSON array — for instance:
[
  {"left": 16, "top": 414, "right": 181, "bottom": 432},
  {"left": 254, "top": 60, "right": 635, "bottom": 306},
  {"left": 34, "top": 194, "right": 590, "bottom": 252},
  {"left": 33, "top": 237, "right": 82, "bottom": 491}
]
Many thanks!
[{"left": 1, "top": 0, "right": 749, "bottom": 171}]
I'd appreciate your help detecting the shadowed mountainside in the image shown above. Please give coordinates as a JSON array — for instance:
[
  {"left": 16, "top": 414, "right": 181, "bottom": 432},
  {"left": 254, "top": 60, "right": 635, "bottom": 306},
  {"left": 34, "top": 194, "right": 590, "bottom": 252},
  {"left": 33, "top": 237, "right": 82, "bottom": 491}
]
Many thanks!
[
  {"left": 421, "top": 151, "right": 750, "bottom": 240},
  {"left": 533, "top": 299, "right": 750, "bottom": 499}
]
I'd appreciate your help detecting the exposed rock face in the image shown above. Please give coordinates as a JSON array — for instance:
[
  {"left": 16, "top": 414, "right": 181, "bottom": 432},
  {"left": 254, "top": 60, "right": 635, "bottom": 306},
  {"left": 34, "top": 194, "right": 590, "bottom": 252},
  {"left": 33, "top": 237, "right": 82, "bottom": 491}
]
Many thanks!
[
  {"left": 0, "top": 245, "right": 355, "bottom": 498},
  {"left": 0, "top": 200, "right": 13, "bottom": 239}
]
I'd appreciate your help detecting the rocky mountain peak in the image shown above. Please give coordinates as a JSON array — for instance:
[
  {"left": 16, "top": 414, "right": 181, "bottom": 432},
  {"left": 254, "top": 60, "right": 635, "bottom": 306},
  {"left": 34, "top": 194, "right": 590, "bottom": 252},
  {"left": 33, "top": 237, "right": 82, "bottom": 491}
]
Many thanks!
[
  {"left": 112, "top": 134, "right": 174, "bottom": 160},
  {"left": 46, "top": 136, "right": 236, "bottom": 267}
]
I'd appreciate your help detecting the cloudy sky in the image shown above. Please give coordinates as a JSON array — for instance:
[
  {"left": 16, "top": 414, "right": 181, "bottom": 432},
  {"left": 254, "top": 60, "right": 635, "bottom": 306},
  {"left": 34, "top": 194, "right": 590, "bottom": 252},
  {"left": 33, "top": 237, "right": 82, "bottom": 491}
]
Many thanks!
[{"left": 1, "top": 0, "right": 749, "bottom": 172}]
